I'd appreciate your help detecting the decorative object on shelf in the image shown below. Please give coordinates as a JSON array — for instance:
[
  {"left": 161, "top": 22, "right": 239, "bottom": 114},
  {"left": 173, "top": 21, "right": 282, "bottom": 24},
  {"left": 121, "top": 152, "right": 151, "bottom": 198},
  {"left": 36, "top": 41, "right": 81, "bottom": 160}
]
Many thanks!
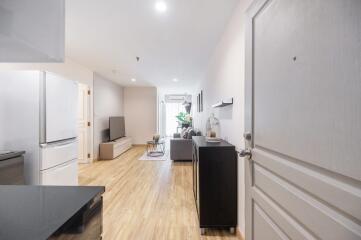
[
  {"left": 205, "top": 136, "right": 221, "bottom": 143},
  {"left": 176, "top": 112, "right": 192, "bottom": 128},
  {"left": 153, "top": 134, "right": 160, "bottom": 143},
  {"left": 212, "top": 97, "right": 233, "bottom": 108},
  {"left": 206, "top": 113, "right": 220, "bottom": 139}
]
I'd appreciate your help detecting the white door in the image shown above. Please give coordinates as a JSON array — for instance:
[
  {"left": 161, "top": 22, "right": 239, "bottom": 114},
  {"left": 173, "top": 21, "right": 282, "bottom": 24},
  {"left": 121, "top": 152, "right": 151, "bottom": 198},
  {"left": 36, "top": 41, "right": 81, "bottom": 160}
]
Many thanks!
[
  {"left": 77, "top": 83, "right": 90, "bottom": 163},
  {"left": 244, "top": 0, "right": 361, "bottom": 239},
  {"left": 45, "top": 72, "right": 78, "bottom": 143}
]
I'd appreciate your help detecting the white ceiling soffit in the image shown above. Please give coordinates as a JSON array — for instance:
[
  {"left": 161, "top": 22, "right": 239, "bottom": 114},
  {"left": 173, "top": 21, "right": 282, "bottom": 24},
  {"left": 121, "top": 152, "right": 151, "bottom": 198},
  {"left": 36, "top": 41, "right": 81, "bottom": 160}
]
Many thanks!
[
  {"left": 0, "top": 0, "right": 65, "bottom": 62},
  {"left": 65, "top": 0, "right": 239, "bottom": 90}
]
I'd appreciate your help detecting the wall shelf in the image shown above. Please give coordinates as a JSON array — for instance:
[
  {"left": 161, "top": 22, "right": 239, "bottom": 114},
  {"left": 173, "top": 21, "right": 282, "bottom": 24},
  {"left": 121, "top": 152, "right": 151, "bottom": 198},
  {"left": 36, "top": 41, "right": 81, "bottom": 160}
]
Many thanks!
[{"left": 212, "top": 98, "right": 233, "bottom": 108}]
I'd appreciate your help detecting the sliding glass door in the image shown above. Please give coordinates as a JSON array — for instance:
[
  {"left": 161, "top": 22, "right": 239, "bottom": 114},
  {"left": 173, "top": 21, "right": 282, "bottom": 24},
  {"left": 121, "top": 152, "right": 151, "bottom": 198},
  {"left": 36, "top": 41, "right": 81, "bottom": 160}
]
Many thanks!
[{"left": 165, "top": 102, "right": 183, "bottom": 136}]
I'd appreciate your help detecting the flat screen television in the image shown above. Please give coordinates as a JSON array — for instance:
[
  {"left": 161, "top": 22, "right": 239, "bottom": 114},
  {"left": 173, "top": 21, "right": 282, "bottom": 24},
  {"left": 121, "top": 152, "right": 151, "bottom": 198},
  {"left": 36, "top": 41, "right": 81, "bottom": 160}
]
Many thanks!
[{"left": 109, "top": 116, "right": 125, "bottom": 141}]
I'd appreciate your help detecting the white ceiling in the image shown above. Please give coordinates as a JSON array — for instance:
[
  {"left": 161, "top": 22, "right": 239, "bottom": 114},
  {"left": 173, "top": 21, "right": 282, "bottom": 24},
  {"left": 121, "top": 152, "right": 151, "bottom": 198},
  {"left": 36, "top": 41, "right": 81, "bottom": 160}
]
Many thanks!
[{"left": 65, "top": 0, "right": 239, "bottom": 91}]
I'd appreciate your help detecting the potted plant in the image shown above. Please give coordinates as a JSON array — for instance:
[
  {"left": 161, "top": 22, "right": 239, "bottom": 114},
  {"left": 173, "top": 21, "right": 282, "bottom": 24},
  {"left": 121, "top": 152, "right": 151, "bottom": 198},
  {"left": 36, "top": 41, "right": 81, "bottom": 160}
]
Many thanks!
[{"left": 176, "top": 112, "right": 192, "bottom": 128}]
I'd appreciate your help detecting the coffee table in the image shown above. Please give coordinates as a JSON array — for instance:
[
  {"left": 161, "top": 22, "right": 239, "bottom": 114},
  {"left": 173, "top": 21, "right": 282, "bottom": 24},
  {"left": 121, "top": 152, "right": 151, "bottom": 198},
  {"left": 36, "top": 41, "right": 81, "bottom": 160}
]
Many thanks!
[{"left": 146, "top": 140, "right": 165, "bottom": 157}]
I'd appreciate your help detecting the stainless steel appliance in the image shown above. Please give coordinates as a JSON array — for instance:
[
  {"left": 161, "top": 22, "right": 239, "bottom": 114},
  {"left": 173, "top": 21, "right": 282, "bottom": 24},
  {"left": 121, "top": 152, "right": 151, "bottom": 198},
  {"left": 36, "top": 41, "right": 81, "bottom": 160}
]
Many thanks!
[{"left": 0, "top": 151, "right": 25, "bottom": 184}]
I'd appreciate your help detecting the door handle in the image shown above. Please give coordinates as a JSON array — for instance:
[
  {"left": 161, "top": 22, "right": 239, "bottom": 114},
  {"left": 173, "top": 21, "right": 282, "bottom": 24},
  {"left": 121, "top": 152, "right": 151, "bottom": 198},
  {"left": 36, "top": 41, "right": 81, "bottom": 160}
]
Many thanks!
[{"left": 238, "top": 149, "right": 252, "bottom": 158}]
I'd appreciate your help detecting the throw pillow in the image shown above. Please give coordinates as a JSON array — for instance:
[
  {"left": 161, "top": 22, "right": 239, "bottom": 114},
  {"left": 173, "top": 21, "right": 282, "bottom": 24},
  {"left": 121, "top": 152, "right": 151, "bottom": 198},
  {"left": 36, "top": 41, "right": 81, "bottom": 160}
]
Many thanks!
[
  {"left": 188, "top": 129, "right": 196, "bottom": 139},
  {"left": 180, "top": 128, "right": 187, "bottom": 138},
  {"left": 184, "top": 127, "right": 193, "bottom": 139}
]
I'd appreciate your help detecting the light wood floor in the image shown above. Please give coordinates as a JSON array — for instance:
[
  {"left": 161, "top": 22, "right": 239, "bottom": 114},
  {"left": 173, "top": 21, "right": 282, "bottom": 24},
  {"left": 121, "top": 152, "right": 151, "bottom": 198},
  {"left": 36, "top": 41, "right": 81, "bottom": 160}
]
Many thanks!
[{"left": 79, "top": 146, "right": 241, "bottom": 240}]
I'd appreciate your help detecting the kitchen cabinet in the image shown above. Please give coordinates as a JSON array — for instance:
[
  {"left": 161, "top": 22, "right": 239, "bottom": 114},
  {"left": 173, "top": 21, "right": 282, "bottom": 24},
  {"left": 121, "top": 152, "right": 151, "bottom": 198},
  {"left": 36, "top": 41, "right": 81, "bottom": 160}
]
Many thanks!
[{"left": 0, "top": 185, "right": 105, "bottom": 240}]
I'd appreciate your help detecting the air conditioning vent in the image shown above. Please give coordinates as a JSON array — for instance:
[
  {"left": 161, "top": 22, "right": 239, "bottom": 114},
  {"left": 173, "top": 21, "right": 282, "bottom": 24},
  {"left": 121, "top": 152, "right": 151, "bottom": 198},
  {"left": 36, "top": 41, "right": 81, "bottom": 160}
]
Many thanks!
[{"left": 165, "top": 94, "right": 189, "bottom": 103}]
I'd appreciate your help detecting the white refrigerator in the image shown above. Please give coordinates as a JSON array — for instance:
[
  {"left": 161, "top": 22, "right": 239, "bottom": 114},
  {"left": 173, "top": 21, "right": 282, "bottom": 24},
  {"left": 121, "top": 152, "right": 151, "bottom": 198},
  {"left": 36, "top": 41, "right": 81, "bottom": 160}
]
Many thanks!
[{"left": 0, "top": 71, "right": 78, "bottom": 185}]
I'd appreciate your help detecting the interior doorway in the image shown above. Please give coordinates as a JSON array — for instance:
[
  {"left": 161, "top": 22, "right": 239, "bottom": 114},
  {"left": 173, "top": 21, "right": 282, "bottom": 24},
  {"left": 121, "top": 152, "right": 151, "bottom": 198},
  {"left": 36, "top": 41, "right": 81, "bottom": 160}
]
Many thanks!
[{"left": 77, "top": 83, "right": 91, "bottom": 163}]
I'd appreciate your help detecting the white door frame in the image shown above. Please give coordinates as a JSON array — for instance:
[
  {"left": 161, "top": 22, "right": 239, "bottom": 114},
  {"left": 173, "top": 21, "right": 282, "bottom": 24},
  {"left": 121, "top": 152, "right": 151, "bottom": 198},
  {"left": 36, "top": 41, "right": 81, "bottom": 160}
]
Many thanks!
[
  {"left": 77, "top": 83, "right": 92, "bottom": 163},
  {"left": 244, "top": 2, "right": 259, "bottom": 239}
]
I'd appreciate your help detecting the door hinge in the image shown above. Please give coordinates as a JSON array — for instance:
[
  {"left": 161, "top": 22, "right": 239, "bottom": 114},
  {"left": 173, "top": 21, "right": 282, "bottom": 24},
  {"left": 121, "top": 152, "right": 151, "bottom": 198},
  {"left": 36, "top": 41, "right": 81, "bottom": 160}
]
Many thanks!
[
  {"left": 87, "top": 153, "right": 91, "bottom": 158},
  {"left": 87, "top": 90, "right": 91, "bottom": 95},
  {"left": 87, "top": 122, "right": 91, "bottom": 127}
]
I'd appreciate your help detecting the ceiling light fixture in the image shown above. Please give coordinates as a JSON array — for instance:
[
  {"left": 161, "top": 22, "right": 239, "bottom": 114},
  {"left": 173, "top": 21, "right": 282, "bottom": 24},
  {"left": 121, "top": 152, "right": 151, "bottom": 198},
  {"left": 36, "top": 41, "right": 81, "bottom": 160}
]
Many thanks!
[
  {"left": 173, "top": 78, "right": 178, "bottom": 82},
  {"left": 155, "top": 1, "right": 167, "bottom": 13},
  {"left": 131, "top": 78, "right": 136, "bottom": 82}
]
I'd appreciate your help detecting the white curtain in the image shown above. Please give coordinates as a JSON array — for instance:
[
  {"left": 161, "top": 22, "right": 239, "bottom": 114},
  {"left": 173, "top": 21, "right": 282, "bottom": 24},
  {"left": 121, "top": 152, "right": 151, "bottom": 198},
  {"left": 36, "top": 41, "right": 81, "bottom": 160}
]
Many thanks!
[{"left": 165, "top": 102, "right": 184, "bottom": 136}]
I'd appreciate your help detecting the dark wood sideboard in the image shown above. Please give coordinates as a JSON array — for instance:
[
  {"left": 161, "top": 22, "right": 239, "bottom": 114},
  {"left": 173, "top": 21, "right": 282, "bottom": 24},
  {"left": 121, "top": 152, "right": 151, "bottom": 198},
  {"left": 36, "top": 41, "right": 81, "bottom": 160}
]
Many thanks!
[{"left": 192, "top": 136, "right": 237, "bottom": 235}]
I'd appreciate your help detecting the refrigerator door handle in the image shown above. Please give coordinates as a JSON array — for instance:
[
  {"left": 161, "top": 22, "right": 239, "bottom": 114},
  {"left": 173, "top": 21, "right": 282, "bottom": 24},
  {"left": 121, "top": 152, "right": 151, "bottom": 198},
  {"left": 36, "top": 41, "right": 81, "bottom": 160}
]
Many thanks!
[
  {"left": 40, "top": 138, "right": 78, "bottom": 171},
  {"left": 40, "top": 138, "right": 77, "bottom": 148},
  {"left": 39, "top": 71, "right": 47, "bottom": 144}
]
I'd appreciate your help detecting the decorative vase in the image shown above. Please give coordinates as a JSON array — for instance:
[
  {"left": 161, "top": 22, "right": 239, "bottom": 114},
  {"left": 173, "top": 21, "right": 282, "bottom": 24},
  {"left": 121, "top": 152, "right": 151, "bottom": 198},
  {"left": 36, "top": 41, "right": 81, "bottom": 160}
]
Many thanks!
[
  {"left": 153, "top": 134, "right": 160, "bottom": 143},
  {"left": 182, "top": 123, "right": 190, "bottom": 128}
]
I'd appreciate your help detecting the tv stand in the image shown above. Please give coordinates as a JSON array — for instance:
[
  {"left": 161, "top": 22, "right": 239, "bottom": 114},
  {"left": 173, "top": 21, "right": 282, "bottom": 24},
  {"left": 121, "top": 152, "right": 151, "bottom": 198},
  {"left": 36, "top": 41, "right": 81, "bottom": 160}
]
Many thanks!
[{"left": 99, "top": 137, "right": 132, "bottom": 160}]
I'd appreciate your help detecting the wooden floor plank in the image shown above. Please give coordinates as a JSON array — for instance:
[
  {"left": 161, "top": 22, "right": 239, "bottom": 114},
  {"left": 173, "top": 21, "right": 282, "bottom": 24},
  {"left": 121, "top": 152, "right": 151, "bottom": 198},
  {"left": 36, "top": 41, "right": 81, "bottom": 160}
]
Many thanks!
[{"left": 79, "top": 146, "right": 241, "bottom": 240}]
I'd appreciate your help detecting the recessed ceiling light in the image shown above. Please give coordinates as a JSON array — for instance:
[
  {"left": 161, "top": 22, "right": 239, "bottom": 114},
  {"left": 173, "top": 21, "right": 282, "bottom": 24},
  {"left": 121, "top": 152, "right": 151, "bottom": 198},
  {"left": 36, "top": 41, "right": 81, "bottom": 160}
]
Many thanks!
[
  {"left": 131, "top": 78, "right": 136, "bottom": 82},
  {"left": 173, "top": 78, "right": 178, "bottom": 82},
  {"left": 155, "top": 1, "right": 167, "bottom": 13}
]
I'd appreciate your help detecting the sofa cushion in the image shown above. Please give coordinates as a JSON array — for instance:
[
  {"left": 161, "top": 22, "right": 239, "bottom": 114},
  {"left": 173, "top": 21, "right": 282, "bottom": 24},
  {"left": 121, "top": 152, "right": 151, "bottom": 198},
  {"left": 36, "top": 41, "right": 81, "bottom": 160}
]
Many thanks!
[
  {"left": 170, "top": 138, "right": 192, "bottom": 161},
  {"left": 180, "top": 128, "right": 187, "bottom": 138},
  {"left": 187, "top": 129, "right": 196, "bottom": 139},
  {"left": 183, "top": 130, "right": 188, "bottom": 139},
  {"left": 173, "top": 133, "right": 181, "bottom": 138}
]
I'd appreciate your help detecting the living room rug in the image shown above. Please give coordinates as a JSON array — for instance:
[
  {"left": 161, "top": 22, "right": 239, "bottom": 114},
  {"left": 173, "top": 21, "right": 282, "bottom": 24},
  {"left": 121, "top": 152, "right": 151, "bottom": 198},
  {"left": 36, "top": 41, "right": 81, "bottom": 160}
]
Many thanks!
[{"left": 138, "top": 150, "right": 170, "bottom": 161}]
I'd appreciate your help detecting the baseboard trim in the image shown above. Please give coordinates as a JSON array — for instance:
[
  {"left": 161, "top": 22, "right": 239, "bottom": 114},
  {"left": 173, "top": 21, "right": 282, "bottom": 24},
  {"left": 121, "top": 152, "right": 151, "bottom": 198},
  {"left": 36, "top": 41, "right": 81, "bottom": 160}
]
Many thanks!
[
  {"left": 132, "top": 144, "right": 146, "bottom": 147},
  {"left": 237, "top": 227, "right": 245, "bottom": 240}
]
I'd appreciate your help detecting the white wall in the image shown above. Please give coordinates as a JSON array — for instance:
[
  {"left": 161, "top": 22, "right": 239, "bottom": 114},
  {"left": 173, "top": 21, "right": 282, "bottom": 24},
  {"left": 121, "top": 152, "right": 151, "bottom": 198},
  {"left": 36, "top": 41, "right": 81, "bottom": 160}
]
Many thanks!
[
  {"left": 0, "top": 58, "right": 93, "bottom": 85},
  {"left": 93, "top": 73, "right": 124, "bottom": 159},
  {"left": 192, "top": 0, "right": 253, "bottom": 236},
  {"left": 124, "top": 87, "right": 157, "bottom": 144}
]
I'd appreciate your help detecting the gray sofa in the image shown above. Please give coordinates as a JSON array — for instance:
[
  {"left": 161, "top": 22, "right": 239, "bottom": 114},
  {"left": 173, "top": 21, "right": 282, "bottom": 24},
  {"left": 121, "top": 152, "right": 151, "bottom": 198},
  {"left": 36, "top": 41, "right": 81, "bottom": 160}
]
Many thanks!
[
  {"left": 170, "top": 138, "right": 192, "bottom": 161},
  {"left": 170, "top": 130, "right": 201, "bottom": 161}
]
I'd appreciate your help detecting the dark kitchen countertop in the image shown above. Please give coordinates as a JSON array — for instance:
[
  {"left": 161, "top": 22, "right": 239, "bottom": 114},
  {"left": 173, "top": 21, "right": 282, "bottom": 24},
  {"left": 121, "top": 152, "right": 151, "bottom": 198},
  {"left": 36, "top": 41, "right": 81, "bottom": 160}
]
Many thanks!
[
  {"left": 0, "top": 151, "right": 25, "bottom": 161},
  {"left": 0, "top": 185, "right": 105, "bottom": 240}
]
